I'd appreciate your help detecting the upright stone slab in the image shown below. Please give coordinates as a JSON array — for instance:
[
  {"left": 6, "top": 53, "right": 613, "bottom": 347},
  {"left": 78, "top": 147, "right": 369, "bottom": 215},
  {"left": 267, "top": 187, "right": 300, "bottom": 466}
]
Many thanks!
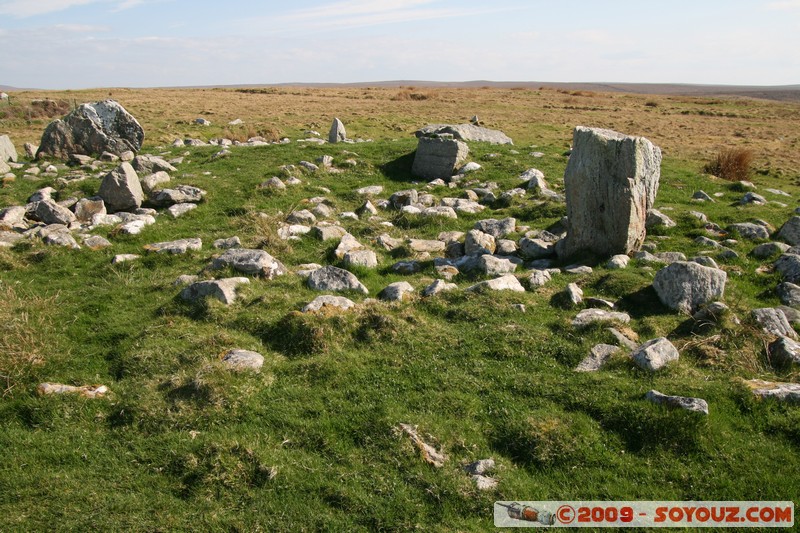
[
  {"left": 329, "top": 118, "right": 346, "bottom": 143},
  {"left": 0, "top": 135, "right": 18, "bottom": 162},
  {"left": 98, "top": 162, "right": 143, "bottom": 212},
  {"left": 560, "top": 126, "right": 662, "bottom": 259},
  {"left": 411, "top": 136, "right": 469, "bottom": 180}
]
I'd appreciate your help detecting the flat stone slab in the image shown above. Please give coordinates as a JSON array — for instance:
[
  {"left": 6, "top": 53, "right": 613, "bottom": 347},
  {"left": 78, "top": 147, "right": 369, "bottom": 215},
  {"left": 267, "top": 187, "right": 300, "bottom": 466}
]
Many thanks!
[
  {"left": 221, "top": 349, "right": 264, "bottom": 370},
  {"left": 415, "top": 123, "right": 513, "bottom": 145},
  {"left": 37, "top": 383, "right": 108, "bottom": 398},
  {"left": 180, "top": 277, "right": 249, "bottom": 305},
  {"left": 211, "top": 248, "right": 286, "bottom": 278},
  {"left": 144, "top": 238, "right": 202, "bottom": 254},
  {"left": 575, "top": 344, "right": 620, "bottom": 372},
  {"left": 466, "top": 274, "right": 525, "bottom": 293},
  {"left": 571, "top": 309, "right": 630, "bottom": 329},
  {"left": 302, "top": 295, "right": 356, "bottom": 313},
  {"left": 743, "top": 379, "right": 800, "bottom": 403},
  {"left": 646, "top": 389, "right": 709, "bottom": 414}
]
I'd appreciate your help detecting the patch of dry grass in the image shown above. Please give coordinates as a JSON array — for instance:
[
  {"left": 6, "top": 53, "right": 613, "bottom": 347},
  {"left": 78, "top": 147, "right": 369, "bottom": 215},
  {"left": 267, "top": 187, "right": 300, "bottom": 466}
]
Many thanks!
[{"left": 703, "top": 147, "right": 755, "bottom": 181}]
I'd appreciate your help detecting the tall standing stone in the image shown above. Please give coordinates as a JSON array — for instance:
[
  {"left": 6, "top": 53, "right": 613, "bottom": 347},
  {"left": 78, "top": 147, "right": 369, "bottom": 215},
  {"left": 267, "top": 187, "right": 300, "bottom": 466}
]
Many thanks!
[
  {"left": 411, "top": 136, "right": 469, "bottom": 180},
  {"left": 329, "top": 118, "right": 346, "bottom": 143},
  {"left": 560, "top": 126, "right": 662, "bottom": 259},
  {"left": 98, "top": 162, "right": 143, "bottom": 212},
  {"left": 0, "top": 135, "right": 18, "bottom": 162}
]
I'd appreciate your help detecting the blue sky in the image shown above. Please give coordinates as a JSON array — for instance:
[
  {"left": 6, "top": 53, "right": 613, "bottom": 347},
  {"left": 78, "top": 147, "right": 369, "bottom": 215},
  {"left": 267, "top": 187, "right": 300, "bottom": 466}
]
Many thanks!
[{"left": 1, "top": 0, "right": 798, "bottom": 89}]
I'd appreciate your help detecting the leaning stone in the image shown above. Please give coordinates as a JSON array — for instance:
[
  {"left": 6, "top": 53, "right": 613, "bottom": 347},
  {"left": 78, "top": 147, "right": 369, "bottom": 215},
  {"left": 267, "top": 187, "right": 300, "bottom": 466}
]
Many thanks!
[
  {"left": 632, "top": 337, "right": 679, "bottom": 371},
  {"left": 607, "top": 327, "right": 639, "bottom": 350},
  {"left": 563, "top": 283, "right": 583, "bottom": 307},
  {"left": 180, "top": 277, "right": 250, "bottom": 305},
  {"left": 572, "top": 309, "right": 630, "bottom": 329},
  {"left": 751, "top": 308, "right": 798, "bottom": 339},
  {"left": 211, "top": 248, "right": 286, "bottom": 278},
  {"left": 411, "top": 136, "right": 469, "bottom": 180},
  {"left": 740, "top": 192, "right": 767, "bottom": 205},
  {"left": 379, "top": 281, "right": 415, "bottom": 301},
  {"left": 31, "top": 200, "right": 76, "bottom": 225},
  {"left": 343, "top": 250, "right": 378, "bottom": 268},
  {"left": 645, "top": 390, "right": 708, "bottom": 415},
  {"left": 561, "top": 126, "right": 661, "bottom": 258},
  {"left": 98, "top": 162, "right": 143, "bottom": 212},
  {"left": 777, "top": 216, "right": 800, "bottom": 245},
  {"left": 777, "top": 282, "right": 800, "bottom": 307},
  {"left": 652, "top": 261, "right": 727, "bottom": 314},
  {"left": 307, "top": 265, "right": 368, "bottom": 294},
  {"left": 302, "top": 295, "right": 356, "bottom": 313},
  {"left": 575, "top": 344, "right": 620, "bottom": 372},
  {"left": 775, "top": 253, "right": 800, "bottom": 283},
  {"left": 221, "top": 349, "right": 264, "bottom": 371},
  {"left": 37, "top": 383, "right": 108, "bottom": 398},
  {"left": 466, "top": 274, "right": 525, "bottom": 293},
  {"left": 743, "top": 379, "right": 800, "bottom": 403},
  {"left": 144, "top": 238, "right": 202, "bottom": 254},
  {"left": 0, "top": 135, "right": 18, "bottom": 162},
  {"left": 769, "top": 336, "right": 800, "bottom": 366},
  {"left": 328, "top": 118, "right": 346, "bottom": 143}
]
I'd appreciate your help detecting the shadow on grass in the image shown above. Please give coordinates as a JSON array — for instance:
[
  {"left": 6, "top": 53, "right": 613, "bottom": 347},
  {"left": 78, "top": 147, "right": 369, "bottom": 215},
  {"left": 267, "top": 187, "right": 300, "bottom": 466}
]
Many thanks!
[{"left": 380, "top": 151, "right": 416, "bottom": 183}]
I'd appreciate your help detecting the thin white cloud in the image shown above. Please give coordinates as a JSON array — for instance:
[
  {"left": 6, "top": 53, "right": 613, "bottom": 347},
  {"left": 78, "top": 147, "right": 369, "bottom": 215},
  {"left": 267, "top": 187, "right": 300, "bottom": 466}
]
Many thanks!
[
  {"left": 0, "top": 0, "right": 100, "bottom": 17},
  {"left": 768, "top": 0, "right": 800, "bottom": 9}
]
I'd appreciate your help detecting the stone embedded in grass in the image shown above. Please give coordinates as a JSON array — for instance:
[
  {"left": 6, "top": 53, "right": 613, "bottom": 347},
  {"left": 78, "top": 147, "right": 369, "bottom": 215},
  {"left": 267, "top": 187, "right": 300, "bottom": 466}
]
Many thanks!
[
  {"left": 474, "top": 217, "right": 516, "bottom": 238},
  {"left": 422, "top": 206, "right": 458, "bottom": 219},
  {"left": 180, "top": 277, "right": 250, "bottom": 305},
  {"left": 752, "top": 242, "right": 790, "bottom": 259},
  {"left": 38, "top": 382, "right": 109, "bottom": 398},
  {"left": 112, "top": 253, "right": 140, "bottom": 264},
  {"left": 334, "top": 233, "right": 364, "bottom": 259},
  {"left": 561, "top": 126, "right": 661, "bottom": 259},
  {"left": 571, "top": 309, "right": 630, "bottom": 329},
  {"left": 30, "top": 200, "right": 76, "bottom": 225},
  {"left": 260, "top": 176, "right": 286, "bottom": 190},
  {"left": 563, "top": 264, "right": 593, "bottom": 275},
  {"left": 435, "top": 264, "right": 459, "bottom": 281},
  {"left": 575, "top": 344, "right": 620, "bottom": 372},
  {"left": 0, "top": 230, "right": 23, "bottom": 247},
  {"left": 356, "top": 185, "right": 383, "bottom": 196},
  {"left": 312, "top": 203, "right": 334, "bottom": 219},
  {"left": 466, "top": 274, "right": 525, "bottom": 293},
  {"left": 631, "top": 337, "right": 679, "bottom": 371},
  {"left": 150, "top": 185, "right": 206, "bottom": 206},
  {"left": 307, "top": 265, "right": 368, "bottom": 295},
  {"left": 211, "top": 248, "right": 286, "bottom": 278},
  {"left": 774, "top": 253, "right": 800, "bottom": 283},
  {"left": 132, "top": 154, "right": 176, "bottom": 175},
  {"left": 465, "top": 229, "right": 495, "bottom": 256},
  {"left": 343, "top": 250, "right": 378, "bottom": 269},
  {"left": 212, "top": 236, "right": 241, "bottom": 250},
  {"left": 82, "top": 235, "right": 111, "bottom": 249},
  {"left": 692, "top": 190, "right": 714, "bottom": 202},
  {"left": 652, "top": 261, "right": 727, "bottom": 314},
  {"left": 607, "top": 254, "right": 630, "bottom": 269},
  {"left": 0, "top": 205, "right": 26, "bottom": 228},
  {"left": 740, "top": 192, "right": 767, "bottom": 205},
  {"left": 692, "top": 301, "right": 732, "bottom": 324},
  {"left": 777, "top": 216, "right": 800, "bottom": 246},
  {"left": 286, "top": 209, "right": 316, "bottom": 225},
  {"left": 777, "top": 282, "right": 800, "bottom": 307},
  {"left": 478, "top": 254, "right": 517, "bottom": 277},
  {"left": 528, "top": 269, "right": 552, "bottom": 287},
  {"left": 751, "top": 308, "right": 798, "bottom": 339},
  {"left": 144, "top": 238, "right": 201, "bottom": 254},
  {"left": 768, "top": 336, "right": 800, "bottom": 367},
  {"left": 408, "top": 239, "right": 445, "bottom": 253},
  {"left": 415, "top": 123, "right": 513, "bottom": 145},
  {"left": 411, "top": 136, "right": 469, "bottom": 180},
  {"left": 73, "top": 197, "right": 106, "bottom": 222},
  {"left": 277, "top": 224, "right": 311, "bottom": 240},
  {"left": 645, "top": 390, "right": 709, "bottom": 415},
  {"left": 646, "top": 209, "right": 676, "bottom": 229},
  {"left": 728, "top": 222, "right": 769, "bottom": 241},
  {"left": 379, "top": 281, "right": 415, "bottom": 302},
  {"left": 167, "top": 203, "right": 197, "bottom": 218},
  {"left": 562, "top": 283, "right": 583, "bottom": 307},
  {"left": 302, "top": 295, "right": 356, "bottom": 313},
  {"left": 392, "top": 261, "right": 421, "bottom": 275},
  {"left": 423, "top": 279, "right": 457, "bottom": 297},
  {"left": 98, "top": 162, "right": 144, "bottom": 213},
  {"left": 743, "top": 379, "right": 800, "bottom": 403},
  {"left": 39, "top": 224, "right": 80, "bottom": 249},
  {"left": 221, "top": 349, "right": 264, "bottom": 371},
  {"left": 397, "top": 423, "right": 447, "bottom": 468},
  {"left": 313, "top": 224, "right": 347, "bottom": 241}
]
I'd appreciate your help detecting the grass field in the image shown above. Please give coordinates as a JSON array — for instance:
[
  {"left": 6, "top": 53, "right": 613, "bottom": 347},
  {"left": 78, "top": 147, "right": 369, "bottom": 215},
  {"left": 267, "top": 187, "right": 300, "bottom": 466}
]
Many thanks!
[{"left": 1, "top": 86, "right": 799, "bottom": 531}]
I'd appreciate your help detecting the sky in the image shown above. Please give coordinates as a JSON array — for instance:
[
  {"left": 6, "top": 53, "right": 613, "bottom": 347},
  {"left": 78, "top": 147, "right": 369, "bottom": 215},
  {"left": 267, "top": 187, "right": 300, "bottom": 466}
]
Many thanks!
[{"left": 0, "top": 0, "right": 798, "bottom": 89}]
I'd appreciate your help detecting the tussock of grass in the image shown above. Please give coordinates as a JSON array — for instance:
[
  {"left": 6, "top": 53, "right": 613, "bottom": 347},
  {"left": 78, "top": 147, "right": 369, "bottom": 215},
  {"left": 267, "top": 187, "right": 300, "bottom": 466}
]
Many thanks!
[{"left": 704, "top": 147, "right": 755, "bottom": 181}]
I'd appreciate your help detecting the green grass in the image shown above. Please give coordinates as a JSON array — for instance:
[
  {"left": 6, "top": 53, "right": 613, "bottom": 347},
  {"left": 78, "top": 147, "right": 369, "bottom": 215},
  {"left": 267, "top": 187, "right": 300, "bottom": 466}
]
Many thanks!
[{"left": 1, "top": 134, "right": 799, "bottom": 531}]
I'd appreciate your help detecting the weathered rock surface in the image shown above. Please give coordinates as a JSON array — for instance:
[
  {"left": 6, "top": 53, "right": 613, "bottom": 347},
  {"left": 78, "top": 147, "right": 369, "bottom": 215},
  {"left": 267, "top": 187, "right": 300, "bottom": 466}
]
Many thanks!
[
  {"left": 343, "top": 250, "right": 378, "bottom": 268},
  {"left": 379, "top": 281, "right": 415, "bottom": 301},
  {"left": 144, "top": 238, "right": 202, "bottom": 254},
  {"left": 744, "top": 379, "right": 800, "bottom": 403},
  {"left": 561, "top": 126, "right": 661, "bottom": 258},
  {"left": 575, "top": 344, "right": 620, "bottom": 372},
  {"left": 30, "top": 200, "right": 76, "bottom": 225},
  {"left": 645, "top": 390, "right": 709, "bottom": 415},
  {"left": 728, "top": 222, "right": 769, "bottom": 241},
  {"left": 211, "top": 248, "right": 286, "bottom": 278},
  {"left": 150, "top": 185, "right": 206, "bottom": 206},
  {"left": 180, "top": 277, "right": 250, "bottom": 305},
  {"left": 646, "top": 209, "right": 676, "bottom": 229},
  {"left": 465, "top": 229, "right": 496, "bottom": 256},
  {"left": 37, "top": 100, "right": 144, "bottom": 159},
  {"left": 221, "top": 349, "right": 264, "bottom": 370},
  {"left": 0, "top": 135, "right": 18, "bottom": 162},
  {"left": 302, "top": 295, "right": 356, "bottom": 313},
  {"left": 777, "top": 216, "right": 800, "bottom": 245},
  {"left": 652, "top": 261, "right": 727, "bottom": 314},
  {"left": 466, "top": 274, "right": 524, "bottom": 293},
  {"left": 329, "top": 118, "right": 346, "bottom": 143},
  {"left": 571, "top": 309, "right": 630, "bottom": 328},
  {"left": 415, "top": 124, "right": 513, "bottom": 145},
  {"left": 411, "top": 136, "right": 469, "bottom": 180},
  {"left": 777, "top": 282, "right": 800, "bottom": 307},
  {"left": 631, "top": 337, "right": 679, "bottom": 371},
  {"left": 775, "top": 253, "right": 800, "bottom": 283},
  {"left": 768, "top": 336, "right": 800, "bottom": 366},
  {"left": 751, "top": 308, "right": 798, "bottom": 339},
  {"left": 37, "top": 383, "right": 108, "bottom": 398},
  {"left": 474, "top": 217, "right": 516, "bottom": 238},
  {"left": 423, "top": 279, "right": 458, "bottom": 297},
  {"left": 98, "top": 162, "right": 143, "bottom": 212},
  {"left": 131, "top": 154, "right": 176, "bottom": 175},
  {"left": 307, "top": 265, "right": 368, "bottom": 294}
]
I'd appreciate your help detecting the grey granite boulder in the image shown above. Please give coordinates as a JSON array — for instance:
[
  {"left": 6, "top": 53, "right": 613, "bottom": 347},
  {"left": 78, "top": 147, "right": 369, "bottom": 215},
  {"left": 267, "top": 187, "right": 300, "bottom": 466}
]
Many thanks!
[
  {"left": 777, "top": 216, "right": 800, "bottom": 245},
  {"left": 98, "top": 162, "right": 143, "bottom": 212},
  {"left": 652, "top": 261, "right": 727, "bottom": 314},
  {"left": 645, "top": 390, "right": 708, "bottom": 415},
  {"left": 411, "top": 136, "right": 469, "bottom": 180},
  {"left": 415, "top": 123, "right": 513, "bottom": 145},
  {"left": 575, "top": 344, "right": 619, "bottom": 372},
  {"left": 751, "top": 308, "right": 797, "bottom": 339},
  {"left": 30, "top": 200, "right": 76, "bottom": 225},
  {"left": 769, "top": 336, "right": 800, "bottom": 366},
  {"left": 571, "top": 309, "right": 630, "bottom": 329},
  {"left": 221, "top": 349, "right": 264, "bottom": 371},
  {"left": 144, "top": 238, "right": 202, "bottom": 254},
  {"left": 466, "top": 274, "right": 524, "bottom": 293},
  {"left": 180, "top": 277, "right": 250, "bottom": 305},
  {"left": 329, "top": 118, "right": 346, "bottom": 143},
  {"left": 211, "top": 248, "right": 286, "bottom": 278},
  {"left": 302, "top": 295, "right": 356, "bottom": 313},
  {"left": 307, "top": 265, "right": 368, "bottom": 294},
  {"left": 379, "top": 281, "right": 415, "bottom": 301},
  {"left": 0, "top": 135, "right": 17, "bottom": 162},
  {"left": 631, "top": 337, "right": 679, "bottom": 371},
  {"left": 37, "top": 100, "right": 144, "bottom": 159}
]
